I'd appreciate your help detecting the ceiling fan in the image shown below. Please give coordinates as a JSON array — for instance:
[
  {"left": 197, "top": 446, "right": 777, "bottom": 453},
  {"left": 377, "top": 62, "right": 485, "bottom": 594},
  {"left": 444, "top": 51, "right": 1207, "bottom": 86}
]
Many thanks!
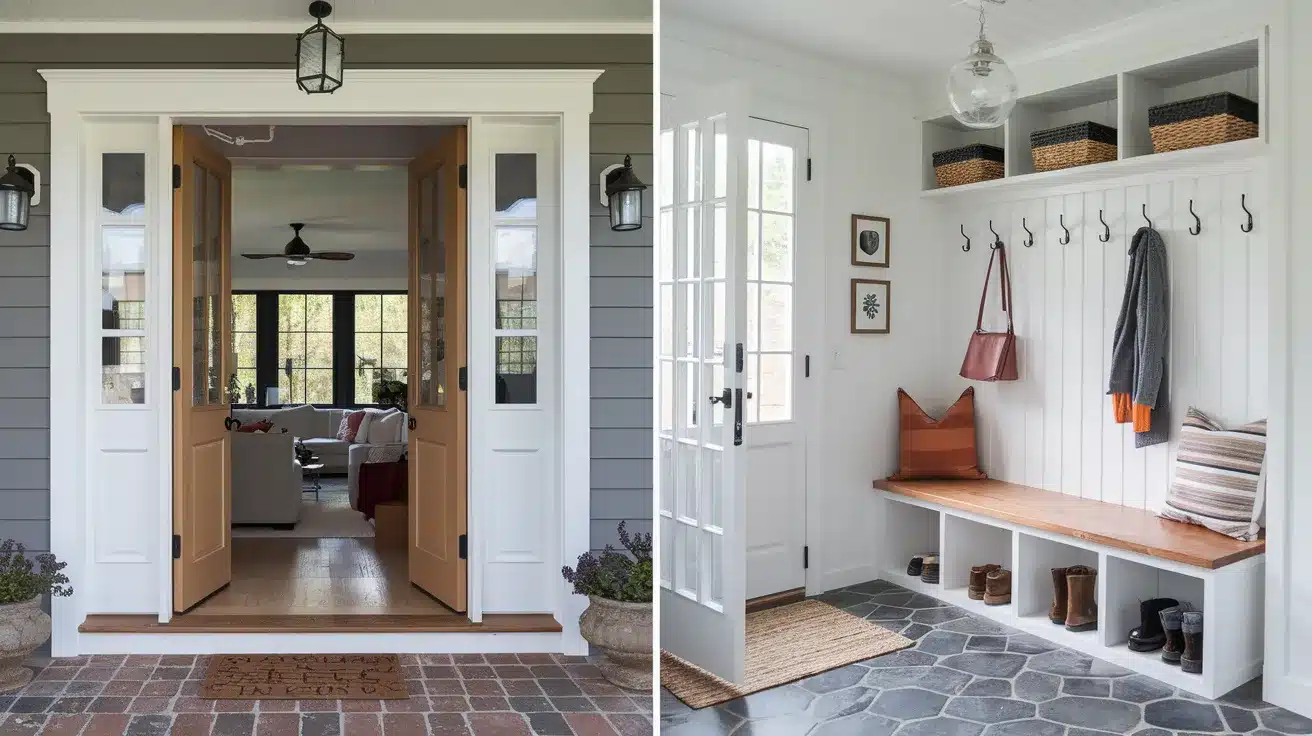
[{"left": 240, "top": 223, "right": 356, "bottom": 267}]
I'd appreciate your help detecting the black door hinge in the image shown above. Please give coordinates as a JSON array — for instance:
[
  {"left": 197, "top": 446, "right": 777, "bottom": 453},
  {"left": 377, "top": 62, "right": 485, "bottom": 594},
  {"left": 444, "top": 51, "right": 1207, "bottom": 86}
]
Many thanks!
[
  {"left": 806, "top": 158, "right": 812, "bottom": 182},
  {"left": 172, "top": 164, "right": 181, "bottom": 190},
  {"left": 172, "top": 366, "right": 180, "bottom": 392},
  {"left": 172, "top": 534, "right": 181, "bottom": 560},
  {"left": 458, "top": 164, "right": 468, "bottom": 190},
  {"left": 458, "top": 534, "right": 468, "bottom": 560},
  {"left": 459, "top": 366, "right": 467, "bottom": 391},
  {"left": 803, "top": 545, "right": 809, "bottom": 569},
  {"left": 805, "top": 354, "right": 811, "bottom": 378}
]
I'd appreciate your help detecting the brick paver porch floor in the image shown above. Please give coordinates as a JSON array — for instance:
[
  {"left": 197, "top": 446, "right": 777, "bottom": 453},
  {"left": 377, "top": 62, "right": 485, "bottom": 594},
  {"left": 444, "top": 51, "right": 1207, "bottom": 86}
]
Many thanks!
[{"left": 0, "top": 654, "right": 651, "bottom": 736}]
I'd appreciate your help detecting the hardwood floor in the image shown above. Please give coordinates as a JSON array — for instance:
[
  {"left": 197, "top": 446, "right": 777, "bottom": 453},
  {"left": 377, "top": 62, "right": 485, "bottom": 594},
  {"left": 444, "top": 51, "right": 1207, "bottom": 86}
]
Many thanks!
[{"left": 189, "top": 536, "right": 457, "bottom": 616}]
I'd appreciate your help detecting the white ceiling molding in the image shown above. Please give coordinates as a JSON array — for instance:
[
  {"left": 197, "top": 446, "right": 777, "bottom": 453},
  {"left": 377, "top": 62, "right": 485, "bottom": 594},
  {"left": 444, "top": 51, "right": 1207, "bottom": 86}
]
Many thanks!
[{"left": 0, "top": 20, "right": 650, "bottom": 34}]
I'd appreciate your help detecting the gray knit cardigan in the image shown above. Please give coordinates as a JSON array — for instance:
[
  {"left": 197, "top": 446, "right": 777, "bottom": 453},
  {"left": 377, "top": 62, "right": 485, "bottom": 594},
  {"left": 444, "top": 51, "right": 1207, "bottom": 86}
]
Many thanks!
[{"left": 1107, "top": 226, "right": 1170, "bottom": 448}]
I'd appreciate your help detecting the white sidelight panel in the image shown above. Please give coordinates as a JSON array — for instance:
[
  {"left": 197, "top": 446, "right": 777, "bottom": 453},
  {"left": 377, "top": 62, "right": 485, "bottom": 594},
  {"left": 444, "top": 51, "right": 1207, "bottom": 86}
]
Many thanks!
[
  {"left": 470, "top": 119, "right": 559, "bottom": 614},
  {"left": 85, "top": 120, "right": 164, "bottom": 615}
]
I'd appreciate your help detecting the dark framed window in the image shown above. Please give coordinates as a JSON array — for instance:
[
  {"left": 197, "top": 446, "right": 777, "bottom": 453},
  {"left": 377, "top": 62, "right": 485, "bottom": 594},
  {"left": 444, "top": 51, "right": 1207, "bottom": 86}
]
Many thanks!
[
  {"left": 231, "top": 293, "right": 258, "bottom": 405},
  {"left": 354, "top": 293, "right": 409, "bottom": 405},
  {"left": 277, "top": 293, "right": 334, "bottom": 405}
]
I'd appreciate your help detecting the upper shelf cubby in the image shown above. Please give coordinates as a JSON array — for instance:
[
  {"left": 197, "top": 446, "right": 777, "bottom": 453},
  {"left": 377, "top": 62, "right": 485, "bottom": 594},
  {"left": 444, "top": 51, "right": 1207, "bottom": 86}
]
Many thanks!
[{"left": 921, "top": 36, "right": 1265, "bottom": 197}]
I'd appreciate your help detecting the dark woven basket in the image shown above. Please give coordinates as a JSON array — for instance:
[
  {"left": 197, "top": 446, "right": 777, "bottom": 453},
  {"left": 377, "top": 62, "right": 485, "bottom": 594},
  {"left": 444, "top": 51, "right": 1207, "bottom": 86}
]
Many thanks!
[
  {"left": 1149, "top": 92, "right": 1258, "bottom": 153},
  {"left": 932, "top": 144, "right": 1004, "bottom": 188},
  {"left": 1030, "top": 121, "right": 1118, "bottom": 172}
]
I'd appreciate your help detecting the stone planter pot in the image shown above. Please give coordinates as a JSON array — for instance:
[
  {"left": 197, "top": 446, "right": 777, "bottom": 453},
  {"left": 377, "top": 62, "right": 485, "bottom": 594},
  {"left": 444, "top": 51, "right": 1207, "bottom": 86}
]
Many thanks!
[
  {"left": 579, "top": 595, "right": 652, "bottom": 691},
  {"left": 0, "top": 596, "right": 49, "bottom": 693}
]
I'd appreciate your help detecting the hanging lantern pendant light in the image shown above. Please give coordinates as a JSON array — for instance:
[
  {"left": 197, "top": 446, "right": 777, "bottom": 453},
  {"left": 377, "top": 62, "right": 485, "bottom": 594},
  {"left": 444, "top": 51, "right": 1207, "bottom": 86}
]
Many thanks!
[
  {"left": 296, "top": 1, "right": 344, "bottom": 94},
  {"left": 947, "top": 0, "right": 1018, "bottom": 130}
]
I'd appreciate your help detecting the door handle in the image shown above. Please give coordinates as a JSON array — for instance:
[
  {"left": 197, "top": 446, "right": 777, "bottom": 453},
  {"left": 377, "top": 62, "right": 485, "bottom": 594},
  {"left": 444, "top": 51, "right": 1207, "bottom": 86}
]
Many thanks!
[
  {"left": 408, "top": 416, "right": 417, "bottom": 431},
  {"left": 709, "top": 389, "right": 733, "bottom": 409}
]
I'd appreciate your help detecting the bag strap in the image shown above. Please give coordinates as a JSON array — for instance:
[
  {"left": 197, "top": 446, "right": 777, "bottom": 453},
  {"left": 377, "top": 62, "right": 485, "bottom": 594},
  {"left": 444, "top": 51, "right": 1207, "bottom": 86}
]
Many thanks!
[{"left": 975, "top": 243, "right": 1014, "bottom": 333}]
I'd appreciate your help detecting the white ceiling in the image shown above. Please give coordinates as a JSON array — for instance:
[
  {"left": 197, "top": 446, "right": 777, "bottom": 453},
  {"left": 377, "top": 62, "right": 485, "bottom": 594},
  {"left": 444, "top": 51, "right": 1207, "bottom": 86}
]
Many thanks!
[
  {"left": 0, "top": 0, "right": 650, "bottom": 27},
  {"left": 663, "top": 0, "right": 1184, "bottom": 76},
  {"left": 232, "top": 167, "right": 407, "bottom": 256}
]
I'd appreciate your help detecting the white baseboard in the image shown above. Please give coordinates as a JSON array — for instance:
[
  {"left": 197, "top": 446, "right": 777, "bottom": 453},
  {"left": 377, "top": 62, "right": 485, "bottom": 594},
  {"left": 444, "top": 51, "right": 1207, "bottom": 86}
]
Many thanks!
[{"left": 821, "top": 564, "right": 881, "bottom": 594}]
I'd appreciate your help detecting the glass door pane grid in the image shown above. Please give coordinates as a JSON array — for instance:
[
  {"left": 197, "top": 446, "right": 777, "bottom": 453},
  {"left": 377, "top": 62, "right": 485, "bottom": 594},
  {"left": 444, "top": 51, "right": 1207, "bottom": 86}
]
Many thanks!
[
  {"left": 745, "top": 137, "right": 796, "bottom": 425},
  {"left": 658, "top": 128, "right": 677, "bottom": 592}
]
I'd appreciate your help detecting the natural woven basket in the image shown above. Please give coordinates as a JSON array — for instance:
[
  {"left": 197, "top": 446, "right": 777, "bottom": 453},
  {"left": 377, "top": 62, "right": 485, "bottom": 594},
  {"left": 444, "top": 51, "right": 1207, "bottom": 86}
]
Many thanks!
[
  {"left": 1030, "top": 121, "right": 1118, "bottom": 172},
  {"left": 1149, "top": 92, "right": 1258, "bottom": 154},
  {"left": 932, "top": 144, "right": 1004, "bottom": 188}
]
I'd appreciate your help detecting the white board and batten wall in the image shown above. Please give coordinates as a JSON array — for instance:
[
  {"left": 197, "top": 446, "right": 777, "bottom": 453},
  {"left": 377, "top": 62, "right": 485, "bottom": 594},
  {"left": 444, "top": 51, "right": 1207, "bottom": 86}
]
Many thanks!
[{"left": 945, "top": 169, "right": 1268, "bottom": 512}]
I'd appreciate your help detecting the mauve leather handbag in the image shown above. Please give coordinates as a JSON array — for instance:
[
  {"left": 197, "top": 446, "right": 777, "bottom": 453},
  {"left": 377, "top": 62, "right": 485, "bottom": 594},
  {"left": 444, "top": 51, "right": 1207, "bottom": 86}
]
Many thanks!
[{"left": 960, "top": 242, "right": 1018, "bottom": 382}]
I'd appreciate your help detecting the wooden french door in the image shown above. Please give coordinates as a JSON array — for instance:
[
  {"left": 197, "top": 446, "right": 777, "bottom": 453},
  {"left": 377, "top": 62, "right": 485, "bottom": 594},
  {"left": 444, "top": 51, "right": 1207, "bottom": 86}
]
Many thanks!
[
  {"left": 408, "top": 128, "right": 469, "bottom": 613},
  {"left": 171, "top": 127, "right": 234, "bottom": 613}
]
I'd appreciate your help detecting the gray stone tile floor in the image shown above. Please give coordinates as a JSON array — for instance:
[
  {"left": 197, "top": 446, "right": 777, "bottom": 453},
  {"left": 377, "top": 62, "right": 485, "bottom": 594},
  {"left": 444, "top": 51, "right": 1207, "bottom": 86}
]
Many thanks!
[{"left": 660, "top": 579, "right": 1312, "bottom": 735}]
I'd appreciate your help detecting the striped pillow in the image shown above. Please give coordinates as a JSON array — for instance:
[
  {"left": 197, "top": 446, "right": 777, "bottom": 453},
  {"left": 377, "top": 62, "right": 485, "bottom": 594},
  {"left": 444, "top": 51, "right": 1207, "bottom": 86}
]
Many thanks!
[
  {"left": 1159, "top": 408, "right": 1267, "bottom": 541},
  {"left": 888, "top": 388, "right": 987, "bottom": 481}
]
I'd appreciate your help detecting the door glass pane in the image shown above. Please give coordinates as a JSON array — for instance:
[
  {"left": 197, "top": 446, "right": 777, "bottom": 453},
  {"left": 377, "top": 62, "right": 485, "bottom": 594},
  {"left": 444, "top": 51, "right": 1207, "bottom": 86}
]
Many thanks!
[
  {"left": 102, "top": 337, "right": 146, "bottom": 404},
  {"left": 761, "top": 142, "right": 794, "bottom": 213},
  {"left": 659, "top": 130, "right": 674, "bottom": 208},
  {"left": 102, "top": 153, "right": 145, "bottom": 216},
  {"left": 678, "top": 443, "right": 698, "bottom": 521},
  {"left": 760, "top": 284, "right": 792, "bottom": 352},
  {"left": 191, "top": 164, "right": 207, "bottom": 406},
  {"left": 759, "top": 353, "right": 792, "bottom": 422},
  {"left": 418, "top": 168, "right": 446, "bottom": 408},
  {"left": 682, "top": 124, "right": 701, "bottom": 203},
  {"left": 712, "top": 117, "right": 727, "bottom": 199},
  {"left": 495, "top": 153, "right": 537, "bottom": 216},
  {"left": 101, "top": 226, "right": 146, "bottom": 330},
  {"left": 761, "top": 213, "right": 794, "bottom": 282},
  {"left": 205, "top": 170, "right": 224, "bottom": 405}
]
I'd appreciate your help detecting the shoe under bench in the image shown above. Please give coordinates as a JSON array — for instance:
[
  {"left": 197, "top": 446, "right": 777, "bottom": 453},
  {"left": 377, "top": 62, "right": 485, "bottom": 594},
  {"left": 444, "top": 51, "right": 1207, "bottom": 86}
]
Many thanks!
[{"left": 873, "top": 478, "right": 1265, "bottom": 699}]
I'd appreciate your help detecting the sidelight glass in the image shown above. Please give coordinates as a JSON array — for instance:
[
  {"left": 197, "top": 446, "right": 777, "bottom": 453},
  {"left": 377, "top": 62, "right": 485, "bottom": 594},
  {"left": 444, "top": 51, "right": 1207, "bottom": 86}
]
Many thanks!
[{"left": 99, "top": 152, "right": 148, "bottom": 406}]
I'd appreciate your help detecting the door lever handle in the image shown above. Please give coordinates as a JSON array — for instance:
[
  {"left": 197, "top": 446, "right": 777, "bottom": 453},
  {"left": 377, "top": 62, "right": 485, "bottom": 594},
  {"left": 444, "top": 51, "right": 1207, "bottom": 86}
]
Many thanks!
[
  {"left": 709, "top": 389, "right": 733, "bottom": 409},
  {"left": 408, "top": 416, "right": 417, "bottom": 431}
]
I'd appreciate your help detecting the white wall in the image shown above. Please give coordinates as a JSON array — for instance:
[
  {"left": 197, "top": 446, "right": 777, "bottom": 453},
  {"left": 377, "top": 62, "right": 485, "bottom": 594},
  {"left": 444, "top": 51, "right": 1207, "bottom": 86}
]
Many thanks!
[
  {"left": 663, "top": 18, "right": 950, "bottom": 592},
  {"left": 939, "top": 170, "right": 1268, "bottom": 513}
]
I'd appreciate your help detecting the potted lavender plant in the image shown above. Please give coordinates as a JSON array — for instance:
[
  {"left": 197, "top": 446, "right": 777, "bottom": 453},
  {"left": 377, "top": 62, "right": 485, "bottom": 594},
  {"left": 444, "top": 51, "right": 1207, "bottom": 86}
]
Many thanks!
[
  {"left": 0, "top": 541, "right": 72, "bottom": 692},
  {"left": 562, "top": 521, "right": 652, "bottom": 690}
]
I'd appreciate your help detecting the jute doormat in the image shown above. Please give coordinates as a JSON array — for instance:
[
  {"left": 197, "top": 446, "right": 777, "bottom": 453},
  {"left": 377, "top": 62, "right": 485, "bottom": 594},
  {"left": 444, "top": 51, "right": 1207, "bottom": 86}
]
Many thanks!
[
  {"left": 662, "top": 599, "right": 914, "bottom": 709},
  {"left": 200, "top": 654, "right": 408, "bottom": 699}
]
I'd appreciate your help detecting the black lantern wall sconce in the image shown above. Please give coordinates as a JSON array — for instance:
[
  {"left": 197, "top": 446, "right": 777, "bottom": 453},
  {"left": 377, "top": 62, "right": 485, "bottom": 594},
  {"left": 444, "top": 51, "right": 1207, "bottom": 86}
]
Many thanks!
[
  {"left": 0, "top": 155, "right": 40, "bottom": 232},
  {"left": 600, "top": 155, "right": 647, "bottom": 232},
  {"left": 296, "top": 1, "right": 344, "bottom": 94}
]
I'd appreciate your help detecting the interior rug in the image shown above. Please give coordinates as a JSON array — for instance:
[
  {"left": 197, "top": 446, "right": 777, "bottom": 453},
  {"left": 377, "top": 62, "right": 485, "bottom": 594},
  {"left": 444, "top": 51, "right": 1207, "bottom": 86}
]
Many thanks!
[
  {"left": 200, "top": 654, "right": 408, "bottom": 699},
  {"left": 661, "top": 599, "right": 914, "bottom": 709}
]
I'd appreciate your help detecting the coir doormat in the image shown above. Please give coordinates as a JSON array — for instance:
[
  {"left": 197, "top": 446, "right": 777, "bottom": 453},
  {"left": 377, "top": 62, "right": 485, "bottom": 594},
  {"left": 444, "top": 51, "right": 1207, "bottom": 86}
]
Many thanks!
[
  {"left": 662, "top": 599, "right": 914, "bottom": 709},
  {"left": 200, "top": 654, "right": 409, "bottom": 699}
]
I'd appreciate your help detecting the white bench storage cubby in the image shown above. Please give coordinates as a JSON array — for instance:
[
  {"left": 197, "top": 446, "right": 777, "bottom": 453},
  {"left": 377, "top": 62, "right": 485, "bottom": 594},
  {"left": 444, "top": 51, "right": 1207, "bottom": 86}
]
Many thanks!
[{"left": 878, "top": 489, "right": 1264, "bottom": 699}]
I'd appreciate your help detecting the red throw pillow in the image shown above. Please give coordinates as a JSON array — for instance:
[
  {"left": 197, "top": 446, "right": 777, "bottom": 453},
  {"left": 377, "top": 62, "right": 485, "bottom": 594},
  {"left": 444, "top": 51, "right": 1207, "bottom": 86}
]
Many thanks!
[
  {"left": 888, "top": 388, "right": 987, "bottom": 481},
  {"left": 337, "top": 410, "right": 366, "bottom": 442},
  {"left": 236, "top": 419, "right": 273, "bottom": 434}
]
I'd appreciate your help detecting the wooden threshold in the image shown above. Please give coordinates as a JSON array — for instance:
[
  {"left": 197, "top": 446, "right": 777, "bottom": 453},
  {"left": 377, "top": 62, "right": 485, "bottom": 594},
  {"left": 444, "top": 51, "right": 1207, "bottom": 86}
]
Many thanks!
[
  {"left": 746, "top": 588, "right": 806, "bottom": 614},
  {"left": 79, "top": 613, "right": 562, "bottom": 634}
]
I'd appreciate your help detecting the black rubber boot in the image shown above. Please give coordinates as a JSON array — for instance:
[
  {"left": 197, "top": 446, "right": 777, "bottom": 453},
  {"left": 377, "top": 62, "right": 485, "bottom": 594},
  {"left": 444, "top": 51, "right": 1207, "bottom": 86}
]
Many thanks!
[
  {"left": 1181, "top": 611, "right": 1203, "bottom": 674},
  {"left": 1160, "top": 606, "right": 1186, "bottom": 664},
  {"left": 907, "top": 555, "right": 925, "bottom": 577},
  {"left": 1128, "top": 598, "right": 1179, "bottom": 652}
]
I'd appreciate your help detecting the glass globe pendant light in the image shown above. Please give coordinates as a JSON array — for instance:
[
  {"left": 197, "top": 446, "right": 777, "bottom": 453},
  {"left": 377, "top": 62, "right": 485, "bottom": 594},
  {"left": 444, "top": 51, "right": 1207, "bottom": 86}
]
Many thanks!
[{"left": 947, "top": 0, "right": 1018, "bottom": 130}]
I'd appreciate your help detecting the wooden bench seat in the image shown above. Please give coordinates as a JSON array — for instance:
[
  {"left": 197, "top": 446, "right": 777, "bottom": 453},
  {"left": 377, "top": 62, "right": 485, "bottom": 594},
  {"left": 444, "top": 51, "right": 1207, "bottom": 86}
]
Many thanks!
[{"left": 873, "top": 478, "right": 1264, "bottom": 569}]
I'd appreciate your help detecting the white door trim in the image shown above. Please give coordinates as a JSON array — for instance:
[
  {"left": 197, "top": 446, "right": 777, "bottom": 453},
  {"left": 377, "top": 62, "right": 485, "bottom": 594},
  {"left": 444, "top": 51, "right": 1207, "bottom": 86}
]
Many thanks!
[{"left": 44, "top": 67, "right": 598, "bottom": 656}]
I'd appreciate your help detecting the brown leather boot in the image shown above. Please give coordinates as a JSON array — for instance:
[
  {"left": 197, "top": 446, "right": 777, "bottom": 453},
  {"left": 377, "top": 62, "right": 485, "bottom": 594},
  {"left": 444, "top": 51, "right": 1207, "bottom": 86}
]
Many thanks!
[
  {"left": 969, "top": 564, "right": 1001, "bottom": 600},
  {"left": 984, "top": 568, "right": 1011, "bottom": 606},
  {"left": 1049, "top": 567, "right": 1069, "bottom": 624},
  {"left": 1064, "top": 566, "right": 1097, "bottom": 632},
  {"left": 1160, "top": 606, "right": 1186, "bottom": 664}
]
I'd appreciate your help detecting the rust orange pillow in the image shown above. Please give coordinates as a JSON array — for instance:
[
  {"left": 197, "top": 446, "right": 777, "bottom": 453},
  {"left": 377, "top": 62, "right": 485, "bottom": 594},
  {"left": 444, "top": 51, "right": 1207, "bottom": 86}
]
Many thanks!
[{"left": 888, "top": 387, "right": 987, "bottom": 481}]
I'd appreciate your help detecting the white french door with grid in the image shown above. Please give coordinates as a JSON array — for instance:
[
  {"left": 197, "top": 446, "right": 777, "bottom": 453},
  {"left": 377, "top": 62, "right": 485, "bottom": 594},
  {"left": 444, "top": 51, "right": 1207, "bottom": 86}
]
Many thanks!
[
  {"left": 658, "top": 86, "right": 749, "bottom": 684},
  {"left": 743, "top": 118, "right": 809, "bottom": 601}
]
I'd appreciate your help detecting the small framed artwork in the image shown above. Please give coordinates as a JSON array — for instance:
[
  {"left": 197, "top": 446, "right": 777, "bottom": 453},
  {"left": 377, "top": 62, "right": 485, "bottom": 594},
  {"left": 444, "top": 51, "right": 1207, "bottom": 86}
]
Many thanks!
[
  {"left": 851, "top": 279, "right": 891, "bottom": 334},
  {"left": 851, "top": 214, "right": 891, "bottom": 267}
]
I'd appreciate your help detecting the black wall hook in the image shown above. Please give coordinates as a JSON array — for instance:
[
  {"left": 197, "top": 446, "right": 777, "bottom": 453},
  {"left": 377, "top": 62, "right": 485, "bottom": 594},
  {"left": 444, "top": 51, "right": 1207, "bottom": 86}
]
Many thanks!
[
  {"left": 1142, "top": 203, "right": 1153, "bottom": 229},
  {"left": 1098, "top": 210, "right": 1110, "bottom": 243},
  {"left": 1241, "top": 194, "right": 1254, "bottom": 232},
  {"left": 988, "top": 220, "right": 1003, "bottom": 250},
  {"left": 1021, "top": 217, "right": 1034, "bottom": 247},
  {"left": 960, "top": 224, "right": 971, "bottom": 252},
  {"left": 1189, "top": 199, "right": 1201, "bottom": 235},
  {"left": 1059, "top": 214, "right": 1071, "bottom": 245}
]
